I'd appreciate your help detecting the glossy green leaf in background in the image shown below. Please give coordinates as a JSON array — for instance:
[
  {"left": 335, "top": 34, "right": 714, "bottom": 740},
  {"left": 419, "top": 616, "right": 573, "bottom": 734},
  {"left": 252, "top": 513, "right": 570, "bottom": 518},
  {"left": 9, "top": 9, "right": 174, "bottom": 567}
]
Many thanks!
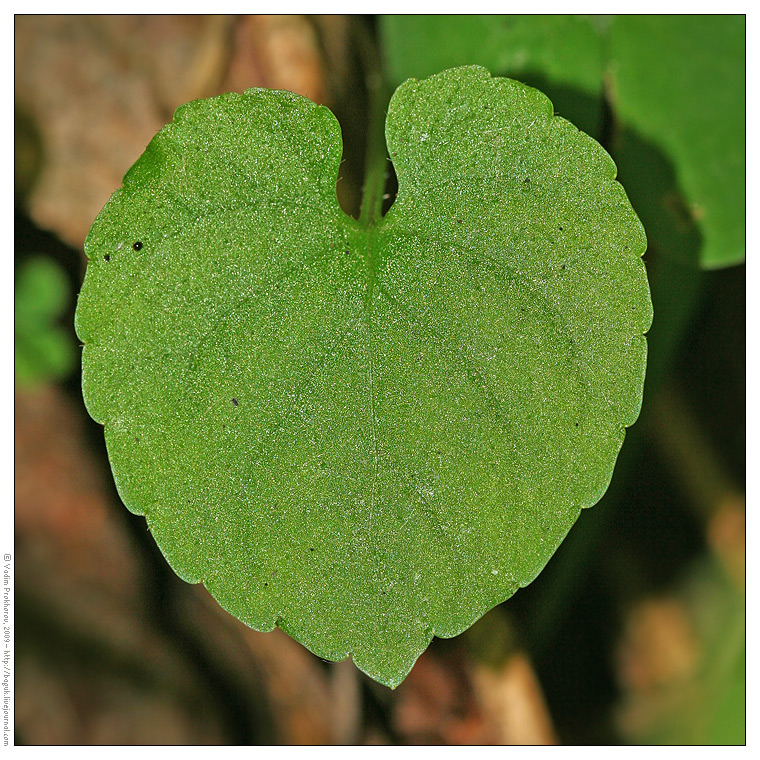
[
  {"left": 381, "top": 14, "right": 745, "bottom": 270},
  {"left": 381, "top": 15, "right": 603, "bottom": 94},
  {"left": 607, "top": 15, "right": 745, "bottom": 269},
  {"left": 380, "top": 15, "right": 605, "bottom": 138},
  {"left": 75, "top": 67, "right": 651, "bottom": 687}
]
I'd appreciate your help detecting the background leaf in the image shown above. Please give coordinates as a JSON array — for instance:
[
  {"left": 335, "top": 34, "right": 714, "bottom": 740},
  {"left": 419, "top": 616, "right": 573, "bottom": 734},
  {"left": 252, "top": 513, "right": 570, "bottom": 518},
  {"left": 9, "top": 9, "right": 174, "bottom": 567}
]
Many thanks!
[
  {"left": 15, "top": 255, "right": 76, "bottom": 388},
  {"left": 380, "top": 15, "right": 605, "bottom": 139},
  {"left": 380, "top": 14, "right": 746, "bottom": 270},
  {"left": 607, "top": 15, "right": 745, "bottom": 270}
]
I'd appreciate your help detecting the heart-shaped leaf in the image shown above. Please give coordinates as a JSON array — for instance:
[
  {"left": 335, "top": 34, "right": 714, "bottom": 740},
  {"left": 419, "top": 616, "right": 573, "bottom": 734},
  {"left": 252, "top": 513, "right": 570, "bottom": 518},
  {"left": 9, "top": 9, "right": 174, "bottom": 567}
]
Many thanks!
[{"left": 75, "top": 66, "right": 652, "bottom": 687}]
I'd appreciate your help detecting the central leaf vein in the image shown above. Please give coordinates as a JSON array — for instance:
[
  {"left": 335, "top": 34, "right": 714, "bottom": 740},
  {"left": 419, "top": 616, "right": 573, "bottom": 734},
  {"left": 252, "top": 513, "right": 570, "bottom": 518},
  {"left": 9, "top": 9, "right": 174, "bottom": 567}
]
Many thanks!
[{"left": 367, "top": 342, "right": 380, "bottom": 537}]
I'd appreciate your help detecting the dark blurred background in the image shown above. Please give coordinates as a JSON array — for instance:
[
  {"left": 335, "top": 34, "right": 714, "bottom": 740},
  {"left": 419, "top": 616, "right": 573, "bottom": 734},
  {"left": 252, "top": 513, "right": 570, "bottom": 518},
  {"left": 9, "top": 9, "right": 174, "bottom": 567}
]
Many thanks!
[{"left": 14, "top": 15, "right": 745, "bottom": 745}]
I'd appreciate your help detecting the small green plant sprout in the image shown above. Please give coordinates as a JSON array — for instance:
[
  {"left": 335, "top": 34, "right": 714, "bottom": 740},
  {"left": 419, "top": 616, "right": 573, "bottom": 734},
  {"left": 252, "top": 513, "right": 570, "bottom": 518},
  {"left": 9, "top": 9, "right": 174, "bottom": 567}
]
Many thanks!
[{"left": 75, "top": 66, "right": 652, "bottom": 688}]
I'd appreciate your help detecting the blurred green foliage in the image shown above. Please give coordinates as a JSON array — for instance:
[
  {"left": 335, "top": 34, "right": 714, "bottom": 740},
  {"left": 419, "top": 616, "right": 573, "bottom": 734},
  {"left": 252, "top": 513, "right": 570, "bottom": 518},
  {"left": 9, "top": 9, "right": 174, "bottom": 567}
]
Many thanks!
[
  {"left": 380, "top": 14, "right": 745, "bottom": 270},
  {"left": 381, "top": 15, "right": 604, "bottom": 139},
  {"left": 15, "top": 256, "right": 76, "bottom": 388},
  {"left": 608, "top": 15, "right": 744, "bottom": 270}
]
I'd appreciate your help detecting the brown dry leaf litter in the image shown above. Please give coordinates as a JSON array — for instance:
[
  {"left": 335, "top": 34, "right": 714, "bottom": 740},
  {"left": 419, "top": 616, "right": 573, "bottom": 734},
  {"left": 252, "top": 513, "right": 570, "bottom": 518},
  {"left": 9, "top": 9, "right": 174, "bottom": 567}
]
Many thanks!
[
  {"left": 16, "top": 386, "right": 376, "bottom": 744},
  {"left": 15, "top": 387, "right": 228, "bottom": 744},
  {"left": 15, "top": 15, "right": 327, "bottom": 249}
]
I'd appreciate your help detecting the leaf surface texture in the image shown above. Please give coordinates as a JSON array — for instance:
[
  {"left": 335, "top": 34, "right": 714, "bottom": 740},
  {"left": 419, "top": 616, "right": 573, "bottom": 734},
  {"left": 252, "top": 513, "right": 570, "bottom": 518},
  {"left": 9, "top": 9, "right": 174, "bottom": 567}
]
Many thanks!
[{"left": 76, "top": 67, "right": 652, "bottom": 687}]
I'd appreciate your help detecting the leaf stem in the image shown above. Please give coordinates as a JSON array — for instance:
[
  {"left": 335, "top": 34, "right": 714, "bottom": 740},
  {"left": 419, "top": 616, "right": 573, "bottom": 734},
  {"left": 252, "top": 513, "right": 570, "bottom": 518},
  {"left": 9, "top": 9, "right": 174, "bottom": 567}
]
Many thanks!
[{"left": 356, "top": 24, "right": 391, "bottom": 228}]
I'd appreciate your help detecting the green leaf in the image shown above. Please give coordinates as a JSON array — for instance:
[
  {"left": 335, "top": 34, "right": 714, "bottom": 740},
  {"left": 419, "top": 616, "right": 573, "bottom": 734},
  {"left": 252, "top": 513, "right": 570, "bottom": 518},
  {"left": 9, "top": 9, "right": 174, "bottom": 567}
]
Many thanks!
[
  {"left": 381, "top": 15, "right": 603, "bottom": 94},
  {"left": 75, "top": 67, "right": 652, "bottom": 688},
  {"left": 381, "top": 16, "right": 746, "bottom": 270},
  {"left": 380, "top": 15, "right": 605, "bottom": 138},
  {"left": 15, "top": 256, "right": 76, "bottom": 388},
  {"left": 710, "top": 642, "right": 745, "bottom": 745},
  {"left": 607, "top": 15, "right": 745, "bottom": 269}
]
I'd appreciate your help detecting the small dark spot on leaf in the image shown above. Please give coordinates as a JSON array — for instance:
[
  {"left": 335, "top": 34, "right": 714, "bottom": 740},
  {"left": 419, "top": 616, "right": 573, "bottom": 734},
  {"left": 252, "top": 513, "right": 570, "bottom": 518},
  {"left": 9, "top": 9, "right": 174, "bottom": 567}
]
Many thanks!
[
  {"left": 264, "top": 582, "right": 268, "bottom": 587},
  {"left": 561, "top": 263, "right": 567, "bottom": 270},
  {"left": 132, "top": 241, "right": 143, "bottom": 251},
  {"left": 558, "top": 225, "right": 564, "bottom": 231},
  {"left": 134, "top": 437, "right": 140, "bottom": 443},
  {"left": 344, "top": 249, "right": 350, "bottom": 255},
  {"left": 103, "top": 254, "right": 110, "bottom": 261},
  {"left": 575, "top": 422, "right": 579, "bottom": 427},
  {"left": 523, "top": 177, "right": 530, "bottom": 184},
  {"left": 456, "top": 218, "right": 463, "bottom": 224},
  {"left": 483, "top": 104, "right": 490, "bottom": 110},
  {"left": 392, "top": 151, "right": 397, "bottom": 156},
  {"left": 221, "top": 423, "right": 226, "bottom": 429},
  {"left": 231, "top": 397, "right": 239, "bottom": 406},
  {"left": 309, "top": 547, "right": 315, "bottom": 552}
]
